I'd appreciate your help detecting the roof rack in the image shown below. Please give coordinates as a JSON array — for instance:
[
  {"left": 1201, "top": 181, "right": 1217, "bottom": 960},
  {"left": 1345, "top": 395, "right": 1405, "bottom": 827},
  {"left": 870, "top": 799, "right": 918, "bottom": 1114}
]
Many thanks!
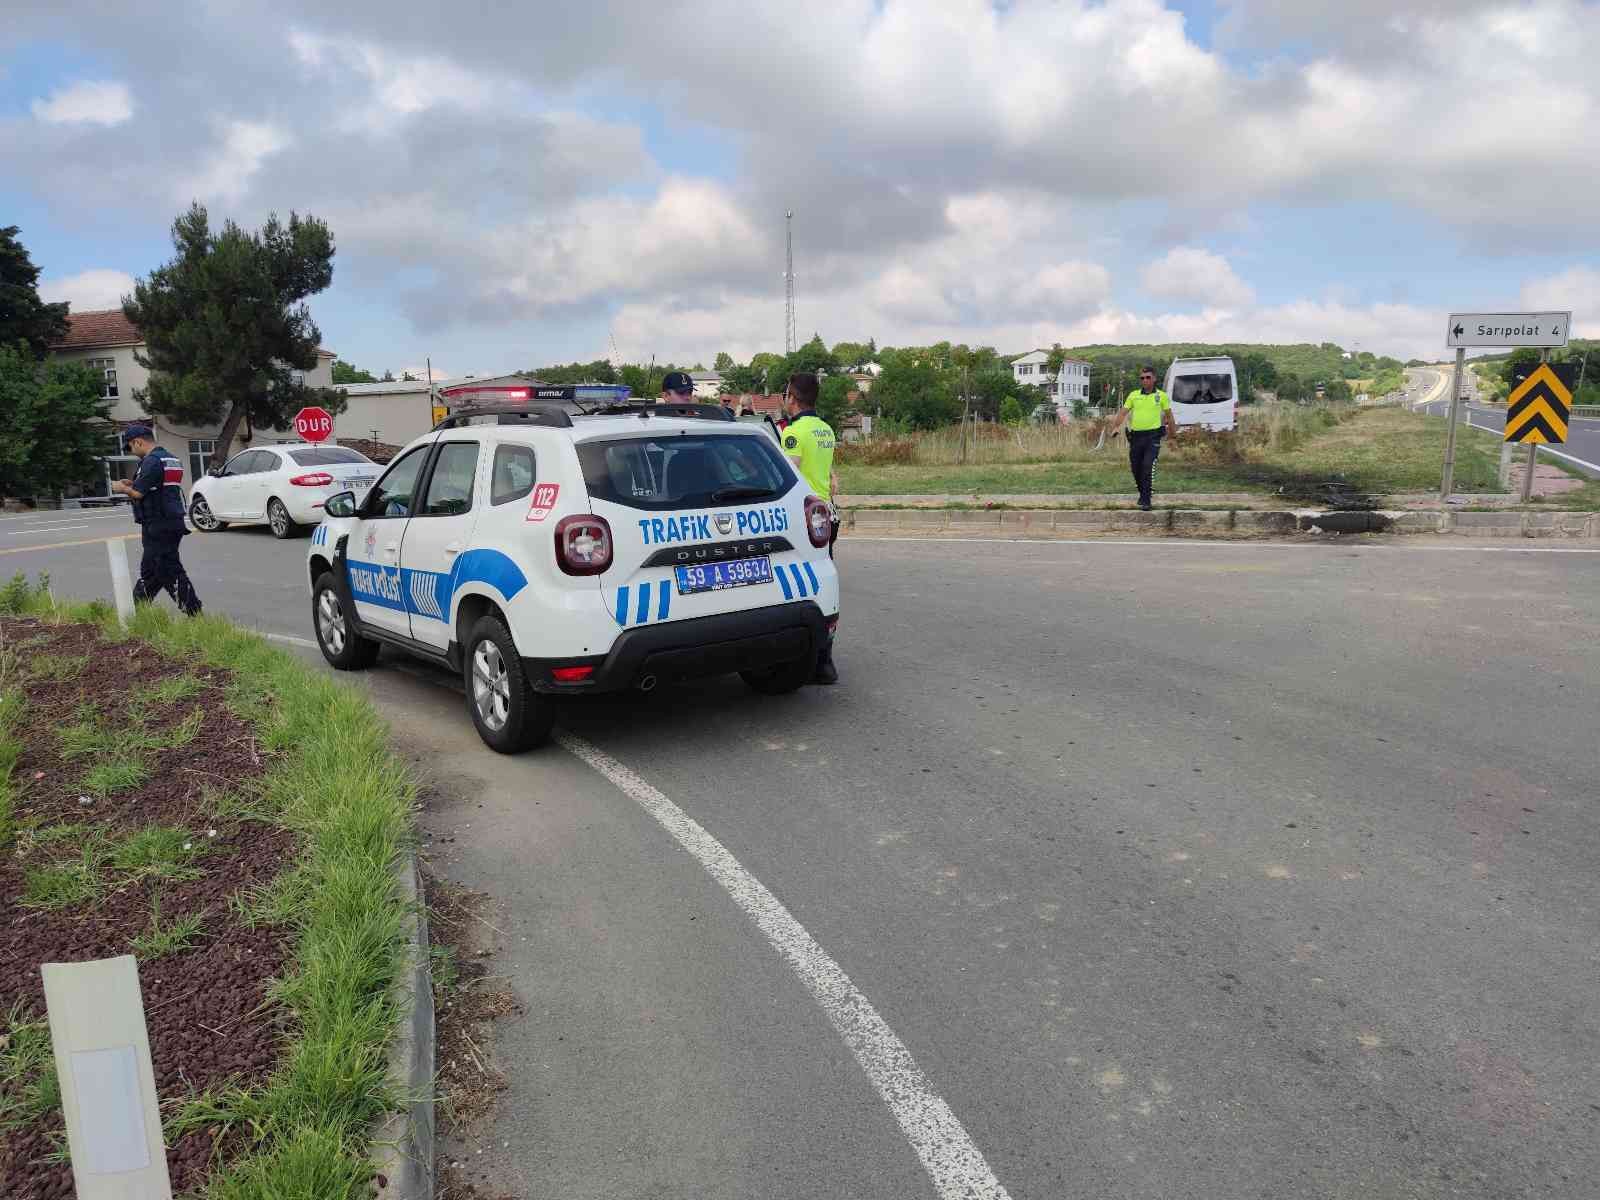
[
  {"left": 432, "top": 403, "right": 575, "bottom": 431},
  {"left": 579, "top": 402, "right": 735, "bottom": 422}
]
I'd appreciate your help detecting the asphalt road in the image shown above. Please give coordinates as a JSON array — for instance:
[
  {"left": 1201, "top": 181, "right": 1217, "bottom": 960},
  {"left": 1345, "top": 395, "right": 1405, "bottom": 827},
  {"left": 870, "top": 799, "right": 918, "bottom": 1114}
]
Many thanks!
[
  {"left": 1408, "top": 367, "right": 1600, "bottom": 480},
  {"left": 8, "top": 514, "right": 1600, "bottom": 1198}
]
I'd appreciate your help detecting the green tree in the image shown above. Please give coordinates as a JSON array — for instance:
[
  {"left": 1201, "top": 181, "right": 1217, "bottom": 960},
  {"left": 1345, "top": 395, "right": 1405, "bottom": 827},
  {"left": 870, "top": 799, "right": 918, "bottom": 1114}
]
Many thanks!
[
  {"left": 0, "top": 345, "right": 113, "bottom": 500},
  {"left": 818, "top": 373, "right": 854, "bottom": 427},
  {"left": 969, "top": 366, "right": 1022, "bottom": 422},
  {"left": 123, "top": 203, "right": 343, "bottom": 467},
  {"left": 718, "top": 363, "right": 766, "bottom": 395},
  {"left": 830, "top": 341, "right": 875, "bottom": 371},
  {"left": 871, "top": 360, "right": 958, "bottom": 429},
  {"left": 0, "top": 227, "right": 70, "bottom": 359},
  {"left": 331, "top": 358, "right": 378, "bottom": 384},
  {"left": 713, "top": 351, "right": 735, "bottom": 372},
  {"left": 766, "top": 334, "right": 837, "bottom": 393}
]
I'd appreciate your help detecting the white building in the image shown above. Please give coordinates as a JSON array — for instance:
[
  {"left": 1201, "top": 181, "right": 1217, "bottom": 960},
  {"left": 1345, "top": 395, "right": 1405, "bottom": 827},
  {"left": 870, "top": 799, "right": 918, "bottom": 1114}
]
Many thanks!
[
  {"left": 335, "top": 380, "right": 438, "bottom": 448},
  {"left": 1011, "top": 350, "right": 1091, "bottom": 405},
  {"left": 689, "top": 371, "right": 723, "bottom": 400},
  {"left": 49, "top": 310, "right": 336, "bottom": 493}
]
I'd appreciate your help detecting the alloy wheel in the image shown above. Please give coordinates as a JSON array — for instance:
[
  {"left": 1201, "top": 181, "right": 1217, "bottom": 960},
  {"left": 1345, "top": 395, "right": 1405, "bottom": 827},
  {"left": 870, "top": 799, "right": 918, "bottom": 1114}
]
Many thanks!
[
  {"left": 471, "top": 641, "right": 511, "bottom": 732},
  {"left": 317, "top": 589, "right": 347, "bottom": 655}
]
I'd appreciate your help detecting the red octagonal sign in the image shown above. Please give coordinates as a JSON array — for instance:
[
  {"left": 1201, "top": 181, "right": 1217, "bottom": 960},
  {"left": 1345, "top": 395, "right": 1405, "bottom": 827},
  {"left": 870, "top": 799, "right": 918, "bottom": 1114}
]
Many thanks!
[{"left": 294, "top": 406, "right": 334, "bottom": 443}]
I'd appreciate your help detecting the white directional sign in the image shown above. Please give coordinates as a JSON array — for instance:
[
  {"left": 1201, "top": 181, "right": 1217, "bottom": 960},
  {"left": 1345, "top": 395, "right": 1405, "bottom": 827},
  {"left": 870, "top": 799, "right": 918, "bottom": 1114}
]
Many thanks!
[{"left": 1446, "top": 311, "right": 1571, "bottom": 349}]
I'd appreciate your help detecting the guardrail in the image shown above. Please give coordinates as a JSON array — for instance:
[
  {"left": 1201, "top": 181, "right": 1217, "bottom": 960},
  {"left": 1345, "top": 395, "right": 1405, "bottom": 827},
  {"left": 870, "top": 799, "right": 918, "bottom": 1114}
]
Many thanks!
[{"left": 1572, "top": 405, "right": 1600, "bottom": 419}]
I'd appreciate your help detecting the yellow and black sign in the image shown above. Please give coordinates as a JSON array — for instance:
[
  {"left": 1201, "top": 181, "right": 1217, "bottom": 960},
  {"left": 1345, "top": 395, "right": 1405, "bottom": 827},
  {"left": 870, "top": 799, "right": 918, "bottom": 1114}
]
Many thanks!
[
  {"left": 1504, "top": 362, "right": 1574, "bottom": 444},
  {"left": 431, "top": 403, "right": 449, "bottom": 427}
]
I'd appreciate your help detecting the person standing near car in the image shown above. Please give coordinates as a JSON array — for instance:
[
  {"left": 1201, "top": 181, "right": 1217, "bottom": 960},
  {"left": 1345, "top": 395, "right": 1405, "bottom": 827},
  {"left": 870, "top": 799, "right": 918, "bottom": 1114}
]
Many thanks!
[
  {"left": 1103, "top": 365, "right": 1178, "bottom": 510},
  {"left": 659, "top": 369, "right": 696, "bottom": 405},
  {"left": 109, "top": 424, "right": 203, "bottom": 616},
  {"left": 782, "top": 372, "right": 840, "bottom": 685}
]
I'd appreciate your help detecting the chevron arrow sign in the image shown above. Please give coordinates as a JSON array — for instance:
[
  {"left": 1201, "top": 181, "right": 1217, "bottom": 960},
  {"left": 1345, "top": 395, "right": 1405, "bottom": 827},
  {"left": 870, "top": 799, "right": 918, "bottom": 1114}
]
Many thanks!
[{"left": 1504, "top": 362, "right": 1574, "bottom": 445}]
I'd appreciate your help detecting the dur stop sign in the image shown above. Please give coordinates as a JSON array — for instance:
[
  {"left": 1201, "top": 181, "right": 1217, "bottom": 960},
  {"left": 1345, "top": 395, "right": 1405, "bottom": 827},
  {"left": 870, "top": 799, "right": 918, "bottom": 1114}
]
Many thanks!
[{"left": 294, "top": 406, "right": 333, "bottom": 442}]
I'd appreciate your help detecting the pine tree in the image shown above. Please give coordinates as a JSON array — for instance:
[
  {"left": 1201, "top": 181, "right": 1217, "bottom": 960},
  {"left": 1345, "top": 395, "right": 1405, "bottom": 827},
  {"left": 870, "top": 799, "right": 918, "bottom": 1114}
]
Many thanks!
[{"left": 0, "top": 227, "right": 70, "bottom": 359}]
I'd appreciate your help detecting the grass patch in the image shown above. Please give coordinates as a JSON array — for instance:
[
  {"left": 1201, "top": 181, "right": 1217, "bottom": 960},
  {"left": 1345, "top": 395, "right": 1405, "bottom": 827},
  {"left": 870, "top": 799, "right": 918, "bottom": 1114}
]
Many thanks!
[
  {"left": 0, "top": 1004, "right": 60, "bottom": 1135},
  {"left": 1, "top": 578, "right": 415, "bottom": 1197},
  {"left": 151, "top": 673, "right": 205, "bottom": 706},
  {"left": 837, "top": 404, "right": 1507, "bottom": 499},
  {"left": 80, "top": 760, "right": 151, "bottom": 797},
  {"left": 130, "top": 897, "right": 205, "bottom": 958},
  {"left": 0, "top": 689, "right": 21, "bottom": 854},
  {"left": 110, "top": 825, "right": 205, "bottom": 883},
  {"left": 21, "top": 834, "right": 109, "bottom": 909},
  {"left": 23, "top": 652, "right": 88, "bottom": 682}
]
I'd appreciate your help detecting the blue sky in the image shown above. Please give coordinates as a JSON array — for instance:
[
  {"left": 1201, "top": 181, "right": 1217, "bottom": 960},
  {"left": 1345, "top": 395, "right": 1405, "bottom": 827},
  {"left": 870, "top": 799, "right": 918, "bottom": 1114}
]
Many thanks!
[{"left": 4, "top": 0, "right": 1597, "bottom": 373}]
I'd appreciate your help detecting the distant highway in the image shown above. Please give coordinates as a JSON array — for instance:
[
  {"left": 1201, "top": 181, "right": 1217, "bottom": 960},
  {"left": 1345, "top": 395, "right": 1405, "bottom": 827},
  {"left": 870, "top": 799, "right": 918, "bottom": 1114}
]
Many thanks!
[{"left": 1405, "top": 366, "right": 1600, "bottom": 480}]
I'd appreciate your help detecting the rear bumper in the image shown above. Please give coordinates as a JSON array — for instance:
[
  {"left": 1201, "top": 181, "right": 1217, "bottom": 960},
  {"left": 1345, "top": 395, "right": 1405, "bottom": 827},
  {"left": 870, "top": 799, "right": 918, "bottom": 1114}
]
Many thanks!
[{"left": 523, "top": 600, "right": 831, "bottom": 693}]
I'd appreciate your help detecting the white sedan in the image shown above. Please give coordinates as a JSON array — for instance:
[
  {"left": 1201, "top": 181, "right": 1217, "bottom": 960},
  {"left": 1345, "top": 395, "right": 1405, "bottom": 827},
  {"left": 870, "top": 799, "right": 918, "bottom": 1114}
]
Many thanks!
[{"left": 189, "top": 443, "right": 380, "bottom": 539}]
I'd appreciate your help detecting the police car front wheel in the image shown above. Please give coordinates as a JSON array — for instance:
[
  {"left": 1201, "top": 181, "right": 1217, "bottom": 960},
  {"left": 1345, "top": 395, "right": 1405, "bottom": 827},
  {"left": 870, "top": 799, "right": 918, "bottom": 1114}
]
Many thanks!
[
  {"left": 464, "top": 615, "right": 555, "bottom": 754},
  {"left": 312, "top": 573, "right": 379, "bottom": 670}
]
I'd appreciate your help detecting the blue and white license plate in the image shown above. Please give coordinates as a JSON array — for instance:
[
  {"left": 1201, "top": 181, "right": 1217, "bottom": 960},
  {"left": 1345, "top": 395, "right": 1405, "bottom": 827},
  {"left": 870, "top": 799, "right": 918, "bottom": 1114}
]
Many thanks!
[{"left": 675, "top": 556, "right": 773, "bottom": 594}]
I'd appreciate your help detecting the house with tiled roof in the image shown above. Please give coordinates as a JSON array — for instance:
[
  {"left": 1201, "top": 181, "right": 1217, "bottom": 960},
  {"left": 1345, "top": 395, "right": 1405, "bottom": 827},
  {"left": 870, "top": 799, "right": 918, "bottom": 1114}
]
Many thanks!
[{"left": 49, "top": 310, "right": 336, "bottom": 492}]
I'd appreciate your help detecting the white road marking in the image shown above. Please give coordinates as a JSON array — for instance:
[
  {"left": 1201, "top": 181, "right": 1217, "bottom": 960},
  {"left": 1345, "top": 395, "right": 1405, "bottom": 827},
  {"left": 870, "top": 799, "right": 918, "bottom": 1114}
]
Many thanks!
[
  {"left": 557, "top": 731, "right": 1013, "bottom": 1200},
  {"left": 0, "top": 510, "right": 127, "bottom": 525},
  {"left": 8, "top": 523, "right": 90, "bottom": 535},
  {"left": 1462, "top": 416, "right": 1600, "bottom": 474},
  {"left": 261, "top": 631, "right": 319, "bottom": 649},
  {"left": 848, "top": 536, "right": 1600, "bottom": 554}
]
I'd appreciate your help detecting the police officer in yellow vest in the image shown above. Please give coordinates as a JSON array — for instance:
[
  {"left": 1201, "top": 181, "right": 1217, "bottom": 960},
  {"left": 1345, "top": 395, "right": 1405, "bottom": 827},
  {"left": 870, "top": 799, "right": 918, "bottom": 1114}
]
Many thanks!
[
  {"left": 782, "top": 372, "right": 840, "bottom": 685},
  {"left": 1105, "top": 365, "right": 1178, "bottom": 510}
]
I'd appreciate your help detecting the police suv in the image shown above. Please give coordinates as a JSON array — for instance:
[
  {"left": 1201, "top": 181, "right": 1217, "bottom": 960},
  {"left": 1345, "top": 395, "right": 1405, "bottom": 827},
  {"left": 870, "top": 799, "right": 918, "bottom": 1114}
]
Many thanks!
[{"left": 305, "top": 400, "right": 840, "bottom": 752}]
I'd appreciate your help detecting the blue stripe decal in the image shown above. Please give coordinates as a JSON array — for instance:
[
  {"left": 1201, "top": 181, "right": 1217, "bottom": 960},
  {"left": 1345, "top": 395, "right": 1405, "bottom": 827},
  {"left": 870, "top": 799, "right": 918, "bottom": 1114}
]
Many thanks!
[
  {"left": 788, "top": 563, "right": 808, "bottom": 598},
  {"left": 657, "top": 580, "right": 671, "bottom": 621},
  {"left": 636, "top": 581, "right": 651, "bottom": 624},
  {"left": 615, "top": 586, "right": 630, "bottom": 627},
  {"left": 775, "top": 565, "right": 794, "bottom": 600},
  {"left": 450, "top": 548, "right": 528, "bottom": 602},
  {"left": 803, "top": 562, "right": 820, "bottom": 594}
]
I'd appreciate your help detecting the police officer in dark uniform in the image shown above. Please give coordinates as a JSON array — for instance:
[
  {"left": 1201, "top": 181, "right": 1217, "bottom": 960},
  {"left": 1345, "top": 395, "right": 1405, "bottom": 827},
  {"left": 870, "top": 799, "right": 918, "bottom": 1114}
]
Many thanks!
[{"left": 110, "top": 424, "right": 202, "bottom": 616}]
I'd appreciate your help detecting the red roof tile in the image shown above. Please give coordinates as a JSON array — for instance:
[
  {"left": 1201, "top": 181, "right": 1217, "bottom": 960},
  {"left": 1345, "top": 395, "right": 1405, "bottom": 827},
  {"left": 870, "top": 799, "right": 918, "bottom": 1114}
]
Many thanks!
[{"left": 53, "top": 309, "right": 141, "bottom": 350}]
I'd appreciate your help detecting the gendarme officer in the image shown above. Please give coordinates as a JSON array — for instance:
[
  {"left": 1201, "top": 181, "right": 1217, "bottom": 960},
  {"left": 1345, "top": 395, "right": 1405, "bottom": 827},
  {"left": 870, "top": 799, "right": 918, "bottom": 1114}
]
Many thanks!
[{"left": 110, "top": 424, "right": 202, "bottom": 616}]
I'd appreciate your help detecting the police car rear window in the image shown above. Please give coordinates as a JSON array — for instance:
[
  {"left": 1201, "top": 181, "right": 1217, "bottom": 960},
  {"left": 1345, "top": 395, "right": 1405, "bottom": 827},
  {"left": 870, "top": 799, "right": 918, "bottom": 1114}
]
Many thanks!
[
  {"left": 577, "top": 434, "right": 794, "bottom": 511},
  {"left": 287, "top": 448, "right": 370, "bottom": 466}
]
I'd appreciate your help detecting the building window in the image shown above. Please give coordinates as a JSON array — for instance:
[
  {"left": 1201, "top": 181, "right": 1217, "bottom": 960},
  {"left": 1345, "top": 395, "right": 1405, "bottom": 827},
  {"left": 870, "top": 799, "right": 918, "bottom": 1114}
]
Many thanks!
[
  {"left": 1018, "top": 363, "right": 1033, "bottom": 375},
  {"left": 189, "top": 439, "right": 217, "bottom": 481},
  {"left": 289, "top": 369, "right": 306, "bottom": 387},
  {"left": 86, "top": 357, "right": 118, "bottom": 400}
]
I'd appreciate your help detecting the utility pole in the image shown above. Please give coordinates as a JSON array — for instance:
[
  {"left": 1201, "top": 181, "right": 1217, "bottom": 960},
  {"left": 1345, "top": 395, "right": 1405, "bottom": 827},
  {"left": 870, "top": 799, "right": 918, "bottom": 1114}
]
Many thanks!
[{"left": 780, "top": 211, "right": 793, "bottom": 355}]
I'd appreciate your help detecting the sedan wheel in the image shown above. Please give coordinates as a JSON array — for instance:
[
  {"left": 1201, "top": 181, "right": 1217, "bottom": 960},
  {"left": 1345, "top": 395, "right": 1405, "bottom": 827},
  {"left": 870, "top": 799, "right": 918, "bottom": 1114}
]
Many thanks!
[
  {"left": 190, "top": 494, "right": 225, "bottom": 532},
  {"left": 267, "top": 497, "right": 298, "bottom": 539}
]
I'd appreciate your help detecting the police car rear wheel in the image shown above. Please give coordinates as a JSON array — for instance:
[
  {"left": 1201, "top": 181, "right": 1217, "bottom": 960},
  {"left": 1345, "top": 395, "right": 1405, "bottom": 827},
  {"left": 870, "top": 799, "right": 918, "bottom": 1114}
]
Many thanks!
[
  {"left": 312, "top": 573, "right": 379, "bottom": 669},
  {"left": 190, "top": 495, "right": 226, "bottom": 531},
  {"left": 740, "top": 654, "right": 813, "bottom": 696},
  {"left": 465, "top": 615, "right": 554, "bottom": 754},
  {"left": 267, "top": 498, "right": 300, "bottom": 539}
]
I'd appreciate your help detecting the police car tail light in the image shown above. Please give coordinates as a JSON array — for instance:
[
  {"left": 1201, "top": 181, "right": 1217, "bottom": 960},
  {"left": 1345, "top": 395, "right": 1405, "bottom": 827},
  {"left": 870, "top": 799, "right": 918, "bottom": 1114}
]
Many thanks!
[
  {"left": 554, "top": 514, "right": 613, "bottom": 576},
  {"left": 804, "top": 495, "right": 831, "bottom": 548},
  {"left": 551, "top": 665, "right": 594, "bottom": 683},
  {"left": 290, "top": 472, "right": 334, "bottom": 487}
]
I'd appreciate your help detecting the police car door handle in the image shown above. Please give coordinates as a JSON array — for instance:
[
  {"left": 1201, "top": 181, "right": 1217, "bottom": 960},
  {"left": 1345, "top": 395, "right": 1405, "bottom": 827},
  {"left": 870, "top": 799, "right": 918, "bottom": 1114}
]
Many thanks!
[{"left": 444, "top": 542, "right": 462, "bottom": 556}]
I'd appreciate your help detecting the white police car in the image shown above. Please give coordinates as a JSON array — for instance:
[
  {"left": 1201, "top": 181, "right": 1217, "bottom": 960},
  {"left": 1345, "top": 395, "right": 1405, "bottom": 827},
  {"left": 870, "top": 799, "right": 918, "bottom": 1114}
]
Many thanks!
[{"left": 305, "top": 399, "right": 840, "bottom": 752}]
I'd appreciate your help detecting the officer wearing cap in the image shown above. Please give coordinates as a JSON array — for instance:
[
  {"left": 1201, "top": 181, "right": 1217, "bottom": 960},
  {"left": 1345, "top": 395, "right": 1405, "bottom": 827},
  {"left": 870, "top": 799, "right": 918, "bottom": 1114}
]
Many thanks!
[
  {"left": 782, "top": 372, "right": 840, "bottom": 685},
  {"left": 109, "top": 424, "right": 202, "bottom": 616},
  {"left": 659, "top": 370, "right": 695, "bottom": 405},
  {"left": 1104, "top": 365, "right": 1178, "bottom": 510}
]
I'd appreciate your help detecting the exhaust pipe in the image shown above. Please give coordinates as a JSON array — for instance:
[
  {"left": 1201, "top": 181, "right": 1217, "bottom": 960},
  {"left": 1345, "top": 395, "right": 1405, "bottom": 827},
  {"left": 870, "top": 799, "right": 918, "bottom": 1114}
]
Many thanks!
[{"left": 637, "top": 674, "right": 658, "bottom": 693}]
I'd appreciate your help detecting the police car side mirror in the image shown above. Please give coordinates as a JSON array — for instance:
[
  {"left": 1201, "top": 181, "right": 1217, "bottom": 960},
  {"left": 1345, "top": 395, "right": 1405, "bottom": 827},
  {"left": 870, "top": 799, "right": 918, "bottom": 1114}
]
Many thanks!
[{"left": 324, "top": 490, "right": 357, "bottom": 519}]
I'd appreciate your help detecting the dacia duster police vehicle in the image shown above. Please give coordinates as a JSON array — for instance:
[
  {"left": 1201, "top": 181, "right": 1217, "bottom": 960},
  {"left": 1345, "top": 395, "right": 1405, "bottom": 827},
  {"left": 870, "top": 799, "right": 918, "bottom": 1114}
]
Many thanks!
[{"left": 305, "top": 400, "right": 840, "bottom": 752}]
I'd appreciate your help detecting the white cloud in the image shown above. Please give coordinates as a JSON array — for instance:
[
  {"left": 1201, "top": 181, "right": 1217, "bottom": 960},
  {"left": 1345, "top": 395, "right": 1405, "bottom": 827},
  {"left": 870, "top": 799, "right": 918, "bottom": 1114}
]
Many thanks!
[
  {"left": 1141, "top": 248, "right": 1255, "bottom": 311},
  {"left": 39, "top": 268, "right": 136, "bottom": 311},
  {"left": 31, "top": 80, "right": 132, "bottom": 126},
  {"left": 181, "top": 120, "right": 290, "bottom": 204},
  {"left": 1521, "top": 267, "right": 1600, "bottom": 338}
]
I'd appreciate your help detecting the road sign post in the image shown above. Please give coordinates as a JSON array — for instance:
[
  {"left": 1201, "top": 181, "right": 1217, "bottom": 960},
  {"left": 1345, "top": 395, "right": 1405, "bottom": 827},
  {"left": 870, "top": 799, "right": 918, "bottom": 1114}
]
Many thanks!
[
  {"left": 293, "top": 406, "right": 334, "bottom": 443},
  {"left": 1440, "top": 311, "right": 1575, "bottom": 499},
  {"left": 1440, "top": 348, "right": 1466, "bottom": 499}
]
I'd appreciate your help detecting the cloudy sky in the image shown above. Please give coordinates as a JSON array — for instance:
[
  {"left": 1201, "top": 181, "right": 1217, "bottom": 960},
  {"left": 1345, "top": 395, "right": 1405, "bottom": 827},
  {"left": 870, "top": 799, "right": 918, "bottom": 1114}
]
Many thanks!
[{"left": 3, "top": 0, "right": 1597, "bottom": 376}]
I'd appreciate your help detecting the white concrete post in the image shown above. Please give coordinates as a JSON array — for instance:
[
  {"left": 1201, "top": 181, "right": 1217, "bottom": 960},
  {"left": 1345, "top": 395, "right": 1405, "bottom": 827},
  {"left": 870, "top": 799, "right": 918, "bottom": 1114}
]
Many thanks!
[{"left": 107, "top": 537, "right": 136, "bottom": 625}]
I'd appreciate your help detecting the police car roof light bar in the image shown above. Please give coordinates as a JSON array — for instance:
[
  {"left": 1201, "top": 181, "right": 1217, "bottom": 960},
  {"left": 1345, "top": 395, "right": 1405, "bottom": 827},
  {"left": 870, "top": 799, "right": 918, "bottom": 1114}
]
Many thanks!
[
  {"left": 580, "top": 402, "right": 736, "bottom": 422},
  {"left": 432, "top": 403, "right": 575, "bottom": 431}
]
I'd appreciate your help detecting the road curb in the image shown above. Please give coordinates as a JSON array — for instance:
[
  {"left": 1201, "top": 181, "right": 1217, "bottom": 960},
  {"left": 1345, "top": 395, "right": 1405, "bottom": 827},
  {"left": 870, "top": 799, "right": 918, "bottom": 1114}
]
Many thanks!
[
  {"left": 841, "top": 507, "right": 1600, "bottom": 539},
  {"left": 370, "top": 850, "right": 436, "bottom": 1200}
]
